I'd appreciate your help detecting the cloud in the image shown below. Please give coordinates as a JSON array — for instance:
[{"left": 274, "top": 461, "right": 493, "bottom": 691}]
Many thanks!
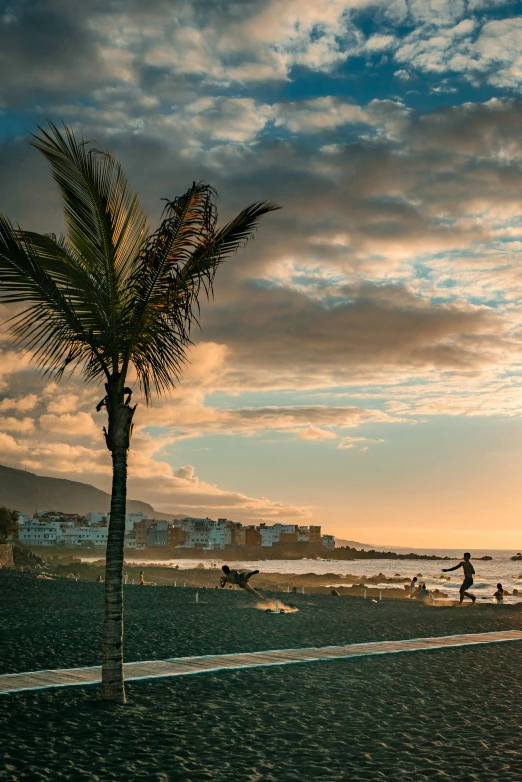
[
  {"left": 272, "top": 97, "right": 410, "bottom": 140},
  {"left": 39, "top": 412, "right": 100, "bottom": 438},
  {"left": 274, "top": 97, "right": 371, "bottom": 134},
  {"left": 392, "top": 13, "right": 522, "bottom": 93},
  {"left": 0, "top": 417, "right": 34, "bottom": 433},
  {"left": 203, "top": 280, "right": 510, "bottom": 384},
  {"left": 126, "top": 449, "right": 312, "bottom": 518},
  {"left": 337, "top": 435, "right": 384, "bottom": 450},
  {"left": 0, "top": 395, "right": 38, "bottom": 412},
  {"left": 299, "top": 425, "right": 337, "bottom": 440},
  {"left": 46, "top": 394, "right": 81, "bottom": 413}
]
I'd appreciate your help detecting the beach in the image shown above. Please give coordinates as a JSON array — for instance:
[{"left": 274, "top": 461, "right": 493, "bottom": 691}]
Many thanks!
[
  {"left": 1, "top": 570, "right": 522, "bottom": 780},
  {"left": 51, "top": 552, "right": 522, "bottom": 604}
]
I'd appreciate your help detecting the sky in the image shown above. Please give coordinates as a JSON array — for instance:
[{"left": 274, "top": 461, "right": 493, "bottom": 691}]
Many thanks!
[{"left": 2, "top": 0, "right": 522, "bottom": 548}]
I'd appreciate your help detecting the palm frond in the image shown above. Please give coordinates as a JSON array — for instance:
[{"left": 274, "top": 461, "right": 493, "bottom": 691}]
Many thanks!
[
  {"left": 31, "top": 122, "right": 149, "bottom": 302},
  {"left": 121, "top": 187, "right": 279, "bottom": 401},
  {"left": 178, "top": 199, "right": 280, "bottom": 292},
  {"left": 0, "top": 215, "right": 110, "bottom": 380},
  {"left": 119, "top": 182, "right": 216, "bottom": 399}
]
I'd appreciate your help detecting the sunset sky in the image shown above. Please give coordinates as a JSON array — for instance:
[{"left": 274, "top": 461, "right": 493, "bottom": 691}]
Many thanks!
[{"left": 2, "top": 0, "right": 522, "bottom": 548}]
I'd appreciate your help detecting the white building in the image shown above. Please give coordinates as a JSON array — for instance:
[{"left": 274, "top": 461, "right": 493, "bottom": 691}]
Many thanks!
[
  {"left": 174, "top": 517, "right": 228, "bottom": 550},
  {"left": 59, "top": 525, "right": 108, "bottom": 547},
  {"left": 88, "top": 527, "right": 109, "bottom": 546},
  {"left": 125, "top": 512, "right": 146, "bottom": 531},
  {"left": 321, "top": 535, "right": 335, "bottom": 550},
  {"left": 85, "top": 512, "right": 108, "bottom": 526},
  {"left": 58, "top": 520, "right": 77, "bottom": 534},
  {"left": 182, "top": 518, "right": 213, "bottom": 548},
  {"left": 124, "top": 530, "right": 138, "bottom": 549},
  {"left": 208, "top": 520, "right": 226, "bottom": 550},
  {"left": 260, "top": 525, "right": 280, "bottom": 547},
  {"left": 18, "top": 520, "right": 63, "bottom": 546}
]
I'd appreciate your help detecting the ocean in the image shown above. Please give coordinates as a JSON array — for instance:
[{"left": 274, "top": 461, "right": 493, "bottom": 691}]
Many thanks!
[{"left": 82, "top": 547, "right": 522, "bottom": 604}]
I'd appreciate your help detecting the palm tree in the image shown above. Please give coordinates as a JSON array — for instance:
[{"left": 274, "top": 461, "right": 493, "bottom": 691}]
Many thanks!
[{"left": 0, "top": 123, "right": 279, "bottom": 703}]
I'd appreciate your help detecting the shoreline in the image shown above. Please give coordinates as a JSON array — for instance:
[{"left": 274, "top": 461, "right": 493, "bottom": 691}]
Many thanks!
[
  {"left": 12, "top": 559, "right": 451, "bottom": 600},
  {"left": 25, "top": 544, "right": 457, "bottom": 561}
]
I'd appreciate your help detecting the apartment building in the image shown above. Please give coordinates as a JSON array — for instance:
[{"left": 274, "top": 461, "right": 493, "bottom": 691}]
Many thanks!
[
  {"left": 321, "top": 534, "right": 335, "bottom": 550},
  {"left": 244, "top": 526, "right": 261, "bottom": 547},
  {"left": 18, "top": 520, "right": 62, "bottom": 546},
  {"left": 167, "top": 524, "right": 185, "bottom": 549},
  {"left": 146, "top": 520, "right": 169, "bottom": 547}
]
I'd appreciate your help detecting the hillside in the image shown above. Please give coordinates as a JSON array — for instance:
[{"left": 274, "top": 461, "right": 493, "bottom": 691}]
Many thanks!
[{"left": 0, "top": 464, "right": 154, "bottom": 516}]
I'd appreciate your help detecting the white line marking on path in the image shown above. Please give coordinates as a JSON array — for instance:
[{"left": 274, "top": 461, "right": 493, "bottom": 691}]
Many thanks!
[{"left": 1, "top": 630, "right": 521, "bottom": 695}]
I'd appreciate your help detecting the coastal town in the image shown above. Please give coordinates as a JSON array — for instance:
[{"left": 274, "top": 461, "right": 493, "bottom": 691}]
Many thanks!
[{"left": 13, "top": 510, "right": 336, "bottom": 553}]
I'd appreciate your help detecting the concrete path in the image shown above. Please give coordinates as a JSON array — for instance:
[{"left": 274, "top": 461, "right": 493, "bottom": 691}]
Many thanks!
[{"left": 1, "top": 629, "right": 521, "bottom": 695}]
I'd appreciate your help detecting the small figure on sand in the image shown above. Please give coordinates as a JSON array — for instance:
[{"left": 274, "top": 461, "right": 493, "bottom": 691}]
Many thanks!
[
  {"left": 220, "top": 565, "right": 263, "bottom": 600},
  {"left": 409, "top": 580, "right": 431, "bottom": 601},
  {"left": 139, "top": 570, "right": 145, "bottom": 586},
  {"left": 494, "top": 583, "right": 504, "bottom": 604},
  {"left": 442, "top": 553, "right": 476, "bottom": 604}
]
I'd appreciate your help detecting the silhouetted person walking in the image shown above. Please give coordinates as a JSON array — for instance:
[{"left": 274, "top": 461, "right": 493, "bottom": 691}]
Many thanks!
[{"left": 443, "top": 553, "right": 476, "bottom": 604}]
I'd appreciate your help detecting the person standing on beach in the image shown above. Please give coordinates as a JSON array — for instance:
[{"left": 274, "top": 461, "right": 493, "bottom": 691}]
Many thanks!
[
  {"left": 220, "top": 565, "right": 263, "bottom": 600},
  {"left": 139, "top": 570, "right": 145, "bottom": 586},
  {"left": 409, "top": 576, "right": 418, "bottom": 597},
  {"left": 442, "top": 553, "right": 476, "bottom": 604},
  {"left": 494, "top": 583, "right": 504, "bottom": 603}
]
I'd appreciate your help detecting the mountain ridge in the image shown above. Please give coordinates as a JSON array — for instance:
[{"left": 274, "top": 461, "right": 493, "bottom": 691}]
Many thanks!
[{"left": 0, "top": 463, "right": 155, "bottom": 516}]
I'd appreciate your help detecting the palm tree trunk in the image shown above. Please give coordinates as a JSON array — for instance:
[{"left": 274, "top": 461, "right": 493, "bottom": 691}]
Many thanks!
[
  {"left": 100, "top": 388, "right": 136, "bottom": 703},
  {"left": 101, "top": 446, "right": 128, "bottom": 703}
]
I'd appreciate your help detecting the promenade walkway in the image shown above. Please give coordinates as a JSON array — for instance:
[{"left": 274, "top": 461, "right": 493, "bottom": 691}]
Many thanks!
[{"left": 1, "top": 629, "right": 521, "bottom": 695}]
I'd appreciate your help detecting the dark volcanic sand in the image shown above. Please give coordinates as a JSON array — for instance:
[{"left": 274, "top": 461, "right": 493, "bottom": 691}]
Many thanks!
[{"left": 1, "top": 571, "right": 522, "bottom": 780}]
